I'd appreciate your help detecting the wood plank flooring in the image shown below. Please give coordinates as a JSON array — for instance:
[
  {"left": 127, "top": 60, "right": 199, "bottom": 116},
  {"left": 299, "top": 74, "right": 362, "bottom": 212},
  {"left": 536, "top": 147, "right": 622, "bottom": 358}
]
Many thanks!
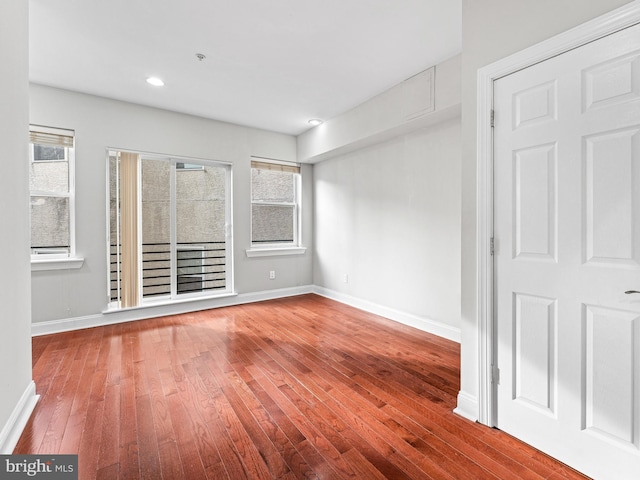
[{"left": 15, "top": 294, "right": 589, "bottom": 479}]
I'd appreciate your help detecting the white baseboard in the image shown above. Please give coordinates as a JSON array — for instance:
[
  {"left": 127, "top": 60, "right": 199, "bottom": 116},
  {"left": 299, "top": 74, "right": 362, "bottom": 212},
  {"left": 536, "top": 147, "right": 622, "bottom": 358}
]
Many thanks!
[
  {"left": 31, "top": 285, "right": 461, "bottom": 346},
  {"left": 32, "top": 313, "right": 106, "bottom": 337},
  {"left": 0, "top": 381, "right": 39, "bottom": 454},
  {"left": 233, "top": 285, "right": 314, "bottom": 305},
  {"left": 453, "top": 390, "right": 479, "bottom": 422},
  {"left": 32, "top": 286, "right": 314, "bottom": 336},
  {"left": 312, "top": 286, "right": 461, "bottom": 343}
]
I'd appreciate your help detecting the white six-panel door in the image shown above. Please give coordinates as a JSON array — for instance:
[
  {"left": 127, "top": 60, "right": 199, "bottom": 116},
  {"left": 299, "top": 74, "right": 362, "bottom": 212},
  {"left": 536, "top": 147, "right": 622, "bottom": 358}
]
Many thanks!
[{"left": 494, "top": 22, "right": 640, "bottom": 480}]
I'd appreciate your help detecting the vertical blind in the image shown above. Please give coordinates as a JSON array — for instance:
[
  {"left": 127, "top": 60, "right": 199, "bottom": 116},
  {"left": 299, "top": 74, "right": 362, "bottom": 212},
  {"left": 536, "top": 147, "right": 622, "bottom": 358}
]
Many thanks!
[{"left": 119, "top": 152, "right": 140, "bottom": 308}]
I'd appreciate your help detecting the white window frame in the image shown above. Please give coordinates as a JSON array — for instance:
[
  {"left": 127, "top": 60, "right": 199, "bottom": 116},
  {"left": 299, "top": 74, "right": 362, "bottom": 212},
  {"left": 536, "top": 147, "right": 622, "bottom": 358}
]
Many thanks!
[
  {"left": 107, "top": 150, "right": 235, "bottom": 310},
  {"left": 246, "top": 157, "right": 306, "bottom": 257},
  {"left": 29, "top": 125, "right": 84, "bottom": 271}
]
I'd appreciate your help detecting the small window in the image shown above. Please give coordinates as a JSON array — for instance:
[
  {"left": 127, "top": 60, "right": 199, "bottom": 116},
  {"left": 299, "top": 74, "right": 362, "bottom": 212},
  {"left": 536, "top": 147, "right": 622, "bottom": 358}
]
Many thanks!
[
  {"left": 251, "top": 159, "right": 301, "bottom": 246},
  {"left": 29, "top": 126, "right": 75, "bottom": 258}
]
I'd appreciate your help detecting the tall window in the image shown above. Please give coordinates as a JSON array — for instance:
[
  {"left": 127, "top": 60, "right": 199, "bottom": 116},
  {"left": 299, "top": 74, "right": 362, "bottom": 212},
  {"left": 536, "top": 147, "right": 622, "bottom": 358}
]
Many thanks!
[
  {"left": 109, "top": 151, "right": 232, "bottom": 309},
  {"left": 251, "top": 158, "right": 301, "bottom": 246},
  {"left": 29, "top": 125, "right": 75, "bottom": 258}
]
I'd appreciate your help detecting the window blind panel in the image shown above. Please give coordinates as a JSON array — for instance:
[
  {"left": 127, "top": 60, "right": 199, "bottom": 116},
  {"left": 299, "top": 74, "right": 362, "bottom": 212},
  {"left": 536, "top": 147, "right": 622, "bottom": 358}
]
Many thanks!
[
  {"left": 30, "top": 127, "right": 75, "bottom": 148},
  {"left": 251, "top": 159, "right": 300, "bottom": 174}
]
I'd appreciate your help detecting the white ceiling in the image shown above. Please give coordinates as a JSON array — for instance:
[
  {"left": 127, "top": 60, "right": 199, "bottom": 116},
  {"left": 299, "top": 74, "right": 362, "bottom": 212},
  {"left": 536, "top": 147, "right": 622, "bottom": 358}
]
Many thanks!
[{"left": 29, "top": 0, "right": 461, "bottom": 136}]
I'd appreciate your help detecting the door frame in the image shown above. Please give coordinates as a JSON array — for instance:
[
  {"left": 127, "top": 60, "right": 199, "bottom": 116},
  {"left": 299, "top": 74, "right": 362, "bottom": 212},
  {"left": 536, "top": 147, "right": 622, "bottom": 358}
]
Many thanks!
[{"left": 476, "top": 1, "right": 640, "bottom": 427}]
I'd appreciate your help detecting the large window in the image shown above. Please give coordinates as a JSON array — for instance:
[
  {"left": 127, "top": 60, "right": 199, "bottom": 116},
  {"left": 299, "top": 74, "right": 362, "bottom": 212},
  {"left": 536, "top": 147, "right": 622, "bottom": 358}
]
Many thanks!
[
  {"left": 109, "top": 151, "right": 232, "bottom": 309},
  {"left": 251, "top": 158, "right": 301, "bottom": 246},
  {"left": 29, "top": 125, "right": 75, "bottom": 258}
]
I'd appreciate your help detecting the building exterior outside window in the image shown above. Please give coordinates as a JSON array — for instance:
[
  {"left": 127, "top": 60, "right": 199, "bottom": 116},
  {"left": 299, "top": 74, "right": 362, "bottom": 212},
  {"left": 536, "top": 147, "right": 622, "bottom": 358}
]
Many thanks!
[
  {"left": 29, "top": 125, "right": 75, "bottom": 258},
  {"left": 251, "top": 158, "right": 301, "bottom": 246}
]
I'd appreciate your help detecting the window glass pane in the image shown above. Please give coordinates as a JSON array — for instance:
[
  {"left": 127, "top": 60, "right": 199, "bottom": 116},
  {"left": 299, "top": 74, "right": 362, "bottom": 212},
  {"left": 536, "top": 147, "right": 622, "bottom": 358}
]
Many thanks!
[
  {"left": 252, "top": 204, "right": 294, "bottom": 243},
  {"left": 30, "top": 148, "right": 69, "bottom": 193},
  {"left": 252, "top": 169, "right": 295, "bottom": 203},
  {"left": 141, "top": 159, "right": 171, "bottom": 298},
  {"left": 30, "top": 196, "right": 70, "bottom": 254},
  {"left": 34, "top": 144, "right": 65, "bottom": 161},
  {"left": 176, "top": 163, "right": 227, "bottom": 295}
]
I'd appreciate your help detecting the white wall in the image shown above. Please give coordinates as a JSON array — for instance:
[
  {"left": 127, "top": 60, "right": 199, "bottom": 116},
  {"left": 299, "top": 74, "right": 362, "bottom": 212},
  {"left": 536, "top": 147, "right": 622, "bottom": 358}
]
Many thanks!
[
  {"left": 0, "top": 0, "right": 36, "bottom": 453},
  {"left": 458, "top": 0, "right": 633, "bottom": 419},
  {"left": 310, "top": 56, "right": 462, "bottom": 340},
  {"left": 29, "top": 85, "right": 313, "bottom": 325}
]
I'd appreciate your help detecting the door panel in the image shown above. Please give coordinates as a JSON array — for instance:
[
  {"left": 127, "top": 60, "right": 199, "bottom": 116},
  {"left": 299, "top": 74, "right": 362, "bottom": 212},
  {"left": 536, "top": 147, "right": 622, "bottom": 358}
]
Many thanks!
[
  {"left": 513, "top": 80, "right": 557, "bottom": 129},
  {"left": 494, "top": 22, "right": 640, "bottom": 480},
  {"left": 513, "top": 293, "right": 557, "bottom": 415},
  {"left": 513, "top": 143, "right": 557, "bottom": 260},
  {"left": 582, "top": 52, "right": 640, "bottom": 112},
  {"left": 584, "top": 128, "right": 640, "bottom": 266},
  {"left": 584, "top": 306, "right": 639, "bottom": 448}
]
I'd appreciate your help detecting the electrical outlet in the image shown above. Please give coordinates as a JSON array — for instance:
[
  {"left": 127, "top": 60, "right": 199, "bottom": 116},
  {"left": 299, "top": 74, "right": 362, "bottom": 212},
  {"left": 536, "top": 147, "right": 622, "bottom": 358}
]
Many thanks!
[
  {"left": 269, "top": 270, "right": 276, "bottom": 280},
  {"left": 343, "top": 274, "right": 349, "bottom": 283}
]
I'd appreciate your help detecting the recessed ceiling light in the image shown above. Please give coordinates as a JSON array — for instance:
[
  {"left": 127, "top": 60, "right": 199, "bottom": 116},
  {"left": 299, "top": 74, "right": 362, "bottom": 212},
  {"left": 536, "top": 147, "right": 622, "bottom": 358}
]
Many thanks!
[
  {"left": 308, "top": 118, "right": 323, "bottom": 126},
  {"left": 146, "top": 77, "right": 165, "bottom": 87}
]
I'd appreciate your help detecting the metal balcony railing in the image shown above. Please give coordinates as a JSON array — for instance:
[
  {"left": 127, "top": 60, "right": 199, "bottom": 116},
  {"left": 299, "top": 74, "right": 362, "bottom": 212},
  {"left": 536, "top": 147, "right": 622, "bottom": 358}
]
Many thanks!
[{"left": 110, "top": 241, "right": 226, "bottom": 301}]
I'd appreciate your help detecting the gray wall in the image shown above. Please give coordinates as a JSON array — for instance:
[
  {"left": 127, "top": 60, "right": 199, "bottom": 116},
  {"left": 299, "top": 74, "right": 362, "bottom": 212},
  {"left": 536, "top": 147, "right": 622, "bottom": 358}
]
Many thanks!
[
  {"left": 459, "top": 0, "right": 633, "bottom": 416},
  {"left": 0, "top": 0, "right": 33, "bottom": 451},
  {"left": 313, "top": 118, "right": 461, "bottom": 329},
  {"left": 309, "top": 55, "right": 462, "bottom": 336},
  {"left": 30, "top": 85, "right": 313, "bottom": 323}
]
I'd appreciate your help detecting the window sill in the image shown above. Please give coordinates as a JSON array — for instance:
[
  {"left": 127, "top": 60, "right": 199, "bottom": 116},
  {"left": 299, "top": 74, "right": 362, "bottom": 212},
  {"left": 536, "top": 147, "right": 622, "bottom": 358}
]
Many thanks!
[
  {"left": 245, "top": 246, "right": 307, "bottom": 258},
  {"left": 103, "top": 291, "right": 238, "bottom": 314},
  {"left": 31, "top": 257, "right": 85, "bottom": 272}
]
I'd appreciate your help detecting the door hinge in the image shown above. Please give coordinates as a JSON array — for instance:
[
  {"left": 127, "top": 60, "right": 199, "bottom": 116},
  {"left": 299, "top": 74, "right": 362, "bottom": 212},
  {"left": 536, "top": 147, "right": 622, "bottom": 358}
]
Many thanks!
[
  {"left": 490, "top": 237, "right": 495, "bottom": 256},
  {"left": 490, "top": 109, "right": 495, "bottom": 128},
  {"left": 492, "top": 365, "right": 500, "bottom": 385}
]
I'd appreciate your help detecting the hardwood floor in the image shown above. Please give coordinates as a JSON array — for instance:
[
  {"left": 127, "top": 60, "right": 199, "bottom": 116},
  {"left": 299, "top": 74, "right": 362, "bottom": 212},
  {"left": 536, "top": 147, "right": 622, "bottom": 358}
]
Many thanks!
[{"left": 15, "top": 294, "right": 589, "bottom": 479}]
